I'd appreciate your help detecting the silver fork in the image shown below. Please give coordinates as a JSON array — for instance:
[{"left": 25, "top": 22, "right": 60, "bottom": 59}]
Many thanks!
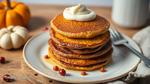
[{"left": 110, "top": 28, "right": 150, "bottom": 68}]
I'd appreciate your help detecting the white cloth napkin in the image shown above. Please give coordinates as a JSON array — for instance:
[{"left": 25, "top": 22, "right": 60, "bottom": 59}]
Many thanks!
[{"left": 108, "top": 26, "right": 150, "bottom": 84}]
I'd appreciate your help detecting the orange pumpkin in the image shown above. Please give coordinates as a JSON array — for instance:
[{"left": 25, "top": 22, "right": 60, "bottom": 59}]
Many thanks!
[{"left": 0, "top": 0, "right": 30, "bottom": 28}]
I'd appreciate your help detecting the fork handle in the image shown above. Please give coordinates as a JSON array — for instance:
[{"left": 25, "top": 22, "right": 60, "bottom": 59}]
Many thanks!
[{"left": 123, "top": 42, "right": 150, "bottom": 64}]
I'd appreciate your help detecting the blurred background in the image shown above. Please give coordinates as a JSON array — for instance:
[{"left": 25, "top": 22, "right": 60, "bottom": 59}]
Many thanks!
[
  {"left": 14, "top": 0, "right": 112, "bottom": 7},
  {"left": 0, "top": 0, "right": 149, "bottom": 29},
  {"left": 4, "top": 0, "right": 147, "bottom": 31}
]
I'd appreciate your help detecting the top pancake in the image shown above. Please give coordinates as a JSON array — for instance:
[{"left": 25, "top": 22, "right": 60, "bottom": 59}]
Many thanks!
[{"left": 51, "top": 14, "right": 110, "bottom": 38}]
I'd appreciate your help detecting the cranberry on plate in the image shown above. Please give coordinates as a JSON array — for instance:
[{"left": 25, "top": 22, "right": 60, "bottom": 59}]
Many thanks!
[
  {"left": 100, "top": 67, "right": 107, "bottom": 72},
  {"left": 53, "top": 66, "right": 59, "bottom": 71},
  {"left": 59, "top": 69, "right": 66, "bottom": 76},
  {"left": 81, "top": 71, "right": 87, "bottom": 76}
]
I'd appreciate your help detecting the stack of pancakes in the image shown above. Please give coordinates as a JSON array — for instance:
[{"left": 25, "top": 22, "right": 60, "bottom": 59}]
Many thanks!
[{"left": 48, "top": 14, "right": 112, "bottom": 71}]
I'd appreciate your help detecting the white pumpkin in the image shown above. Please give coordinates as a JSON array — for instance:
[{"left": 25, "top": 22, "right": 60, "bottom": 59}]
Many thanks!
[{"left": 0, "top": 26, "right": 29, "bottom": 49}]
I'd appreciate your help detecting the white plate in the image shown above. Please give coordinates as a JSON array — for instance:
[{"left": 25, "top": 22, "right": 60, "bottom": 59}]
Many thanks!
[{"left": 23, "top": 31, "right": 141, "bottom": 83}]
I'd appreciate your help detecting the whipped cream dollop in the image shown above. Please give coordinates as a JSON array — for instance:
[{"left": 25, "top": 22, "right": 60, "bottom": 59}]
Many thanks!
[{"left": 63, "top": 4, "right": 96, "bottom": 21}]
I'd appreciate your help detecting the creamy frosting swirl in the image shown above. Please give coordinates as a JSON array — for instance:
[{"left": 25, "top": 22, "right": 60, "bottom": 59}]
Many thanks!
[{"left": 63, "top": 4, "right": 96, "bottom": 21}]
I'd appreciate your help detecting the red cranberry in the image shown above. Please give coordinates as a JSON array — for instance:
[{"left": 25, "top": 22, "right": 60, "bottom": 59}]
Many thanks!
[
  {"left": 53, "top": 66, "right": 59, "bottom": 71},
  {"left": 3, "top": 74, "right": 15, "bottom": 82},
  {"left": 44, "top": 55, "right": 49, "bottom": 59},
  {"left": 59, "top": 69, "right": 66, "bottom": 76},
  {"left": 81, "top": 71, "right": 87, "bottom": 76},
  {"left": 42, "top": 27, "right": 49, "bottom": 31},
  {"left": 0, "top": 57, "right": 6, "bottom": 64},
  {"left": 100, "top": 67, "right": 107, "bottom": 72}
]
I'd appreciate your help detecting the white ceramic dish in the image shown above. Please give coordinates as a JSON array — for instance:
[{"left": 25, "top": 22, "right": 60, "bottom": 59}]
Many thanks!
[{"left": 23, "top": 31, "right": 141, "bottom": 83}]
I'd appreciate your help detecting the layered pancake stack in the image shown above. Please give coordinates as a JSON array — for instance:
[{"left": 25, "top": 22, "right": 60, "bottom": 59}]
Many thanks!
[{"left": 48, "top": 13, "right": 112, "bottom": 71}]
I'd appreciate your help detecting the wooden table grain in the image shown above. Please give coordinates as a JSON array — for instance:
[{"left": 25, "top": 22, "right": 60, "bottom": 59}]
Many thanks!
[{"left": 0, "top": 4, "right": 141, "bottom": 84}]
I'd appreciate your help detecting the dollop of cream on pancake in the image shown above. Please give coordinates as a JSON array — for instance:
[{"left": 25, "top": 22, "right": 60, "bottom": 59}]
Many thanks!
[{"left": 63, "top": 4, "right": 96, "bottom": 21}]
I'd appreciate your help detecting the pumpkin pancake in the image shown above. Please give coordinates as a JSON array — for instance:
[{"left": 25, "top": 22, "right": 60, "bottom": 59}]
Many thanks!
[
  {"left": 48, "top": 48, "right": 112, "bottom": 71},
  {"left": 50, "top": 39, "right": 111, "bottom": 55},
  {"left": 70, "top": 45, "right": 104, "bottom": 54},
  {"left": 51, "top": 14, "right": 110, "bottom": 38},
  {"left": 51, "top": 29, "right": 110, "bottom": 49},
  {"left": 49, "top": 39, "right": 112, "bottom": 59},
  {"left": 50, "top": 48, "right": 112, "bottom": 66}
]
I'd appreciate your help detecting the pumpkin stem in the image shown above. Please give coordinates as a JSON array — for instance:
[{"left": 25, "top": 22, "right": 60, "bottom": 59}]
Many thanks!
[{"left": 6, "top": 0, "right": 11, "bottom": 9}]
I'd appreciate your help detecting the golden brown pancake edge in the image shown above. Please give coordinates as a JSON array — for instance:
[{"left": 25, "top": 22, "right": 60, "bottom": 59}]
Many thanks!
[
  {"left": 48, "top": 48, "right": 112, "bottom": 71},
  {"left": 49, "top": 39, "right": 112, "bottom": 59},
  {"left": 50, "top": 29, "right": 110, "bottom": 49}
]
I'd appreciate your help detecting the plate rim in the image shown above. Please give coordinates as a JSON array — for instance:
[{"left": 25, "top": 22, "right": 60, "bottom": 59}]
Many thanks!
[{"left": 23, "top": 32, "right": 141, "bottom": 83}]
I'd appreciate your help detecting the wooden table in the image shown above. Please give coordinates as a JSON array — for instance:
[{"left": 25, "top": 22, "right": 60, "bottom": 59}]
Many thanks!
[{"left": 0, "top": 4, "right": 141, "bottom": 84}]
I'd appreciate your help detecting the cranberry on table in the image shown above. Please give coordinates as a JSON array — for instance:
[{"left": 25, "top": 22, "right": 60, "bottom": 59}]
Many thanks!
[
  {"left": 45, "top": 27, "right": 49, "bottom": 30},
  {"left": 42, "top": 27, "right": 49, "bottom": 31},
  {"left": 59, "top": 69, "right": 66, "bottom": 76},
  {"left": 81, "top": 71, "right": 87, "bottom": 76},
  {"left": 53, "top": 66, "right": 59, "bottom": 71},
  {"left": 34, "top": 73, "right": 38, "bottom": 76},
  {"left": 3, "top": 74, "right": 15, "bottom": 82},
  {"left": 0, "top": 57, "right": 6, "bottom": 64}
]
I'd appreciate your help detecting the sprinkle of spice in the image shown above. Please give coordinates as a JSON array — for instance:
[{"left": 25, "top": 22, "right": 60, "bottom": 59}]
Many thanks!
[
  {"left": 81, "top": 71, "right": 87, "bottom": 76},
  {"left": 49, "top": 80, "right": 53, "bottom": 83},
  {"left": 100, "top": 67, "right": 107, "bottom": 72},
  {"left": 44, "top": 55, "right": 49, "bottom": 59}
]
